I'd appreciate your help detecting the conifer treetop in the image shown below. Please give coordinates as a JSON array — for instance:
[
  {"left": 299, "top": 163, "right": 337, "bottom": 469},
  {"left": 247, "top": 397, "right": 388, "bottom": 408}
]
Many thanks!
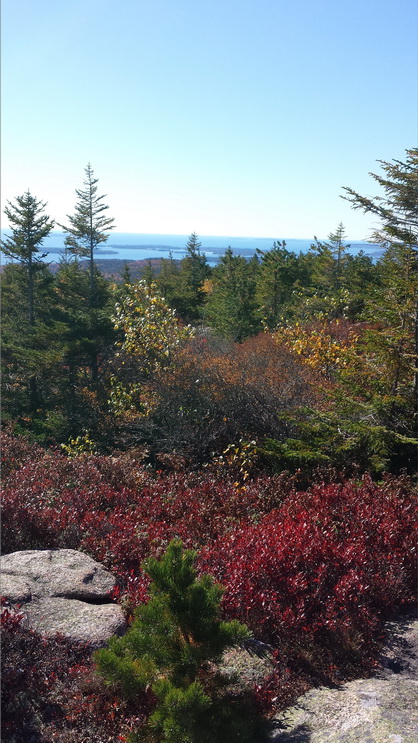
[
  {"left": 2, "top": 190, "right": 54, "bottom": 264},
  {"left": 60, "top": 163, "right": 115, "bottom": 258}
]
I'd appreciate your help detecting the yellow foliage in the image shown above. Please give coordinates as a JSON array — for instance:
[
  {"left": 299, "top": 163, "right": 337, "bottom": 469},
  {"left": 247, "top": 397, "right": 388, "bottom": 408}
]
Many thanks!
[
  {"left": 110, "top": 281, "right": 195, "bottom": 415},
  {"left": 273, "top": 321, "right": 359, "bottom": 379}
]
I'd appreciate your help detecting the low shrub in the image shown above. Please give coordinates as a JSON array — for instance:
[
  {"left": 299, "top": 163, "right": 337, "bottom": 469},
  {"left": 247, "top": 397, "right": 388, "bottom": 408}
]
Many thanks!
[
  {"left": 2, "top": 431, "right": 417, "bottom": 721},
  {"left": 200, "top": 474, "right": 417, "bottom": 675},
  {"left": 0, "top": 604, "right": 148, "bottom": 743}
]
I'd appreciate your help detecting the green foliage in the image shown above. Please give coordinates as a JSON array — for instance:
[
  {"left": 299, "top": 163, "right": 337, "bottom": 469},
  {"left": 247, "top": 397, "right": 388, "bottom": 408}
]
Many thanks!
[
  {"left": 95, "top": 539, "right": 265, "bottom": 742},
  {"left": 2, "top": 153, "right": 416, "bottom": 477},
  {"left": 0, "top": 261, "right": 62, "bottom": 422},
  {"left": 2, "top": 190, "right": 54, "bottom": 328},
  {"left": 261, "top": 390, "right": 417, "bottom": 477},
  {"left": 109, "top": 280, "right": 194, "bottom": 417},
  {"left": 176, "top": 233, "right": 211, "bottom": 321},
  {"left": 342, "top": 147, "right": 418, "bottom": 413},
  {"left": 2, "top": 190, "right": 54, "bottom": 267},
  {"left": 255, "top": 241, "right": 308, "bottom": 329},
  {"left": 59, "top": 164, "right": 115, "bottom": 295},
  {"left": 204, "top": 248, "right": 260, "bottom": 341},
  {"left": 155, "top": 235, "right": 211, "bottom": 322}
]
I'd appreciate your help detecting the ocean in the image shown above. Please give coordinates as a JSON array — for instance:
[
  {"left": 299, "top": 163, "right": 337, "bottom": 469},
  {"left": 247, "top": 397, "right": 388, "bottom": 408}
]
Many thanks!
[{"left": 0, "top": 231, "right": 383, "bottom": 266}]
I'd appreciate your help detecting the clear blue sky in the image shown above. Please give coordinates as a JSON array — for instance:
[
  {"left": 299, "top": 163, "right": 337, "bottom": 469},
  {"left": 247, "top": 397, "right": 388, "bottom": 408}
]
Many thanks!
[{"left": 1, "top": 0, "right": 417, "bottom": 240}]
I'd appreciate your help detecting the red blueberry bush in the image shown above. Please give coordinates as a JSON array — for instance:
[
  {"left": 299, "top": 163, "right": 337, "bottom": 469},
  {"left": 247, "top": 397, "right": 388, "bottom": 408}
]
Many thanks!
[
  {"left": 1, "top": 429, "right": 417, "bottom": 726},
  {"left": 200, "top": 475, "right": 416, "bottom": 668},
  {"left": 1, "top": 605, "right": 150, "bottom": 743}
]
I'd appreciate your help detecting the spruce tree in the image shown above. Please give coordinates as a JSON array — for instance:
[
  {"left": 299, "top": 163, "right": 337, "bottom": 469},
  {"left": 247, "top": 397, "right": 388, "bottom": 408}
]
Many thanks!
[
  {"left": 342, "top": 147, "right": 418, "bottom": 414},
  {"left": 60, "top": 164, "right": 115, "bottom": 297},
  {"left": 177, "top": 233, "right": 211, "bottom": 321},
  {"left": 325, "top": 221, "right": 350, "bottom": 281},
  {"left": 52, "top": 260, "right": 116, "bottom": 439},
  {"left": 255, "top": 241, "right": 304, "bottom": 329},
  {"left": 309, "top": 222, "right": 350, "bottom": 293},
  {"left": 59, "top": 165, "right": 116, "bottom": 386},
  {"left": 1, "top": 192, "right": 55, "bottom": 417},
  {"left": 204, "top": 248, "right": 260, "bottom": 341},
  {"left": 155, "top": 251, "right": 181, "bottom": 307},
  {"left": 2, "top": 191, "right": 54, "bottom": 327},
  {"left": 1, "top": 262, "right": 59, "bottom": 425}
]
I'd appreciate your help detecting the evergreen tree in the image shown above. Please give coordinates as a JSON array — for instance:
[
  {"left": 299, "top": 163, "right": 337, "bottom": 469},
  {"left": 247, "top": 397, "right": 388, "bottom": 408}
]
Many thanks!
[
  {"left": 121, "top": 262, "right": 133, "bottom": 286},
  {"left": 2, "top": 191, "right": 54, "bottom": 326},
  {"left": 95, "top": 539, "right": 265, "bottom": 743},
  {"left": 309, "top": 223, "right": 349, "bottom": 290},
  {"left": 60, "top": 164, "right": 115, "bottom": 297},
  {"left": 342, "top": 147, "right": 418, "bottom": 414},
  {"left": 340, "top": 251, "right": 378, "bottom": 320},
  {"left": 59, "top": 165, "right": 116, "bottom": 386},
  {"left": 204, "top": 248, "right": 260, "bottom": 341},
  {"left": 1, "top": 262, "right": 59, "bottom": 424},
  {"left": 255, "top": 241, "right": 307, "bottom": 329},
  {"left": 323, "top": 221, "right": 350, "bottom": 283},
  {"left": 183, "top": 233, "right": 207, "bottom": 289},
  {"left": 156, "top": 251, "right": 181, "bottom": 307},
  {"left": 142, "top": 260, "right": 155, "bottom": 288},
  {"left": 293, "top": 224, "right": 352, "bottom": 321},
  {"left": 1, "top": 192, "right": 56, "bottom": 417},
  {"left": 155, "top": 236, "right": 211, "bottom": 322},
  {"left": 52, "top": 260, "right": 116, "bottom": 439},
  {"left": 177, "top": 233, "right": 211, "bottom": 321}
]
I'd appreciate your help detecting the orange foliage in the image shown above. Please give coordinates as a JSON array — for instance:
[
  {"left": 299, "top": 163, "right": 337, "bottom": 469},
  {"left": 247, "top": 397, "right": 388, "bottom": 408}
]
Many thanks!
[{"left": 132, "top": 333, "right": 325, "bottom": 463}]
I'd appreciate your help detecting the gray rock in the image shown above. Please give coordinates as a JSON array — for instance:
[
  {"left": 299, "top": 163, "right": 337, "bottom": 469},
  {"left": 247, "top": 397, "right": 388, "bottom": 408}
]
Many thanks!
[
  {"left": 0, "top": 573, "right": 32, "bottom": 603},
  {"left": 270, "top": 677, "right": 418, "bottom": 742},
  {"left": 23, "top": 597, "right": 127, "bottom": 645},
  {"left": 1, "top": 549, "right": 127, "bottom": 646},
  {"left": 0, "top": 549, "right": 116, "bottom": 600},
  {"left": 269, "top": 614, "right": 418, "bottom": 743}
]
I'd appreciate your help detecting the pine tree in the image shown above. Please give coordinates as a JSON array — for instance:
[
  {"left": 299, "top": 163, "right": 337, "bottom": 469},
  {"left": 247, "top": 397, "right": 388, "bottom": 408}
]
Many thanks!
[
  {"left": 156, "top": 251, "right": 181, "bottom": 307},
  {"left": 295, "top": 224, "right": 353, "bottom": 321},
  {"left": 309, "top": 223, "right": 349, "bottom": 291},
  {"left": 59, "top": 165, "right": 116, "bottom": 386},
  {"left": 95, "top": 539, "right": 265, "bottom": 743},
  {"left": 1, "top": 262, "right": 59, "bottom": 424},
  {"left": 52, "top": 260, "right": 116, "bottom": 439},
  {"left": 155, "top": 236, "right": 211, "bottom": 322},
  {"left": 60, "top": 164, "right": 115, "bottom": 297},
  {"left": 323, "top": 222, "right": 350, "bottom": 282}
]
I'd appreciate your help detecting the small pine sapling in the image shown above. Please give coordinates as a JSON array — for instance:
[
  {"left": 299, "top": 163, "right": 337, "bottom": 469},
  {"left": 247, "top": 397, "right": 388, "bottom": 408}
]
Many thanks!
[{"left": 94, "top": 538, "right": 267, "bottom": 743}]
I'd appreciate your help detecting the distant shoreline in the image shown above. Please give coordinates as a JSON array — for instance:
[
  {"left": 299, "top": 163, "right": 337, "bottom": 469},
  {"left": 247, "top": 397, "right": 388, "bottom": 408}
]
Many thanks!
[{"left": 0, "top": 232, "right": 384, "bottom": 266}]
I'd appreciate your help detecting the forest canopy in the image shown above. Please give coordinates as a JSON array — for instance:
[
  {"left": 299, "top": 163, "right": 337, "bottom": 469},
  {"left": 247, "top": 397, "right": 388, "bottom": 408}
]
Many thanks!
[{"left": 1, "top": 151, "right": 417, "bottom": 475}]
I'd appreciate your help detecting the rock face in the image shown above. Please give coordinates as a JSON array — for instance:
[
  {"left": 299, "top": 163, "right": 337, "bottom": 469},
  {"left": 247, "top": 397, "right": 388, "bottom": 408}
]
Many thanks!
[
  {"left": 0, "top": 549, "right": 127, "bottom": 646},
  {"left": 269, "top": 611, "right": 418, "bottom": 743}
]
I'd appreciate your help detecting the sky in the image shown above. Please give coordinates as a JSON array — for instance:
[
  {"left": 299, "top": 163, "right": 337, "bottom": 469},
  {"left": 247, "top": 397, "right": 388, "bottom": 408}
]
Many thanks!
[{"left": 1, "top": 0, "right": 417, "bottom": 240}]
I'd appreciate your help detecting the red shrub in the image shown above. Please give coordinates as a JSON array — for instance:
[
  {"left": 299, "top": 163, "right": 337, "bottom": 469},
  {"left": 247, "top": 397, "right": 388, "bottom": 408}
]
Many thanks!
[
  {"left": 2, "top": 432, "right": 416, "bottom": 712},
  {"left": 0, "top": 605, "right": 149, "bottom": 743},
  {"left": 200, "top": 475, "right": 417, "bottom": 662}
]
